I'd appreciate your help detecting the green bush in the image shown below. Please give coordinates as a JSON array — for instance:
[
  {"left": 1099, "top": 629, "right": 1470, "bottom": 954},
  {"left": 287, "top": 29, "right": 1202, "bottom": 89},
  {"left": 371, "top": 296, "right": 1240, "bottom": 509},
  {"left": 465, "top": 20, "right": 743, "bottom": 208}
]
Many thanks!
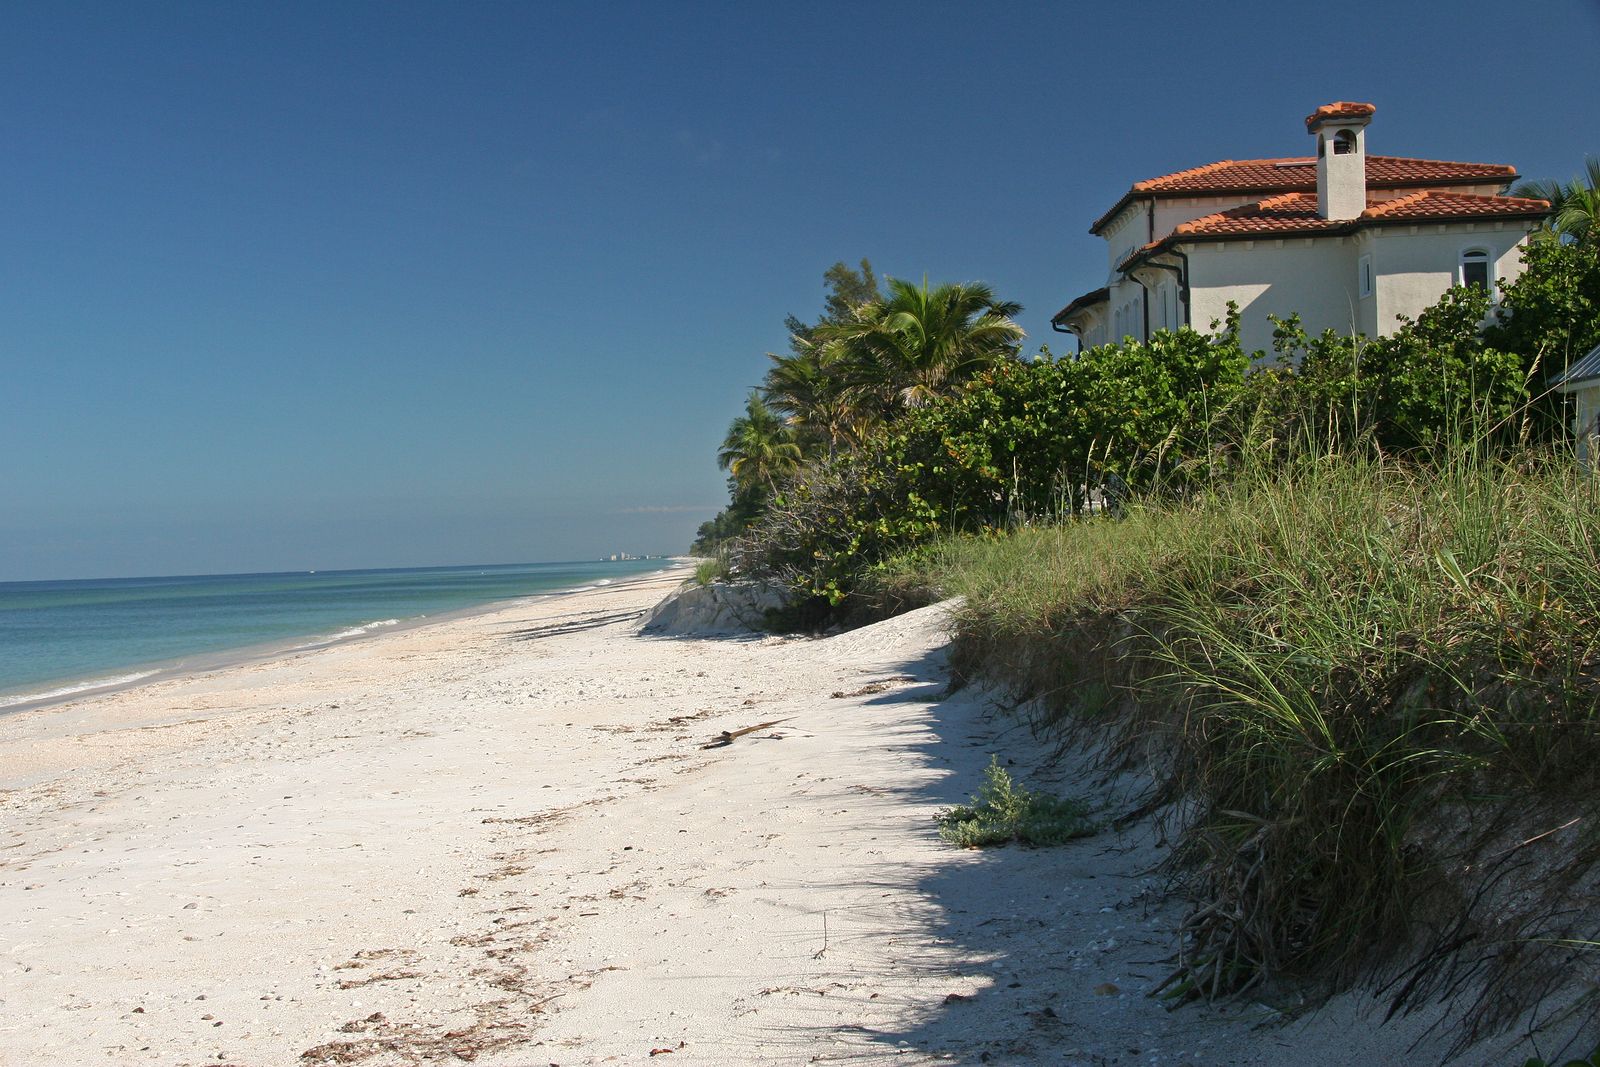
[{"left": 1261, "top": 286, "right": 1528, "bottom": 451}]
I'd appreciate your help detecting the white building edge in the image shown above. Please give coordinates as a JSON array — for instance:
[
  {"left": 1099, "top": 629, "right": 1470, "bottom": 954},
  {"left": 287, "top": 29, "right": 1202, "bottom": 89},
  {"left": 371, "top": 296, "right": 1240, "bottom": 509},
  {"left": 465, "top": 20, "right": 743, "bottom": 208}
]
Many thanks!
[
  {"left": 1552, "top": 343, "right": 1600, "bottom": 466},
  {"left": 1052, "top": 102, "right": 1551, "bottom": 357}
]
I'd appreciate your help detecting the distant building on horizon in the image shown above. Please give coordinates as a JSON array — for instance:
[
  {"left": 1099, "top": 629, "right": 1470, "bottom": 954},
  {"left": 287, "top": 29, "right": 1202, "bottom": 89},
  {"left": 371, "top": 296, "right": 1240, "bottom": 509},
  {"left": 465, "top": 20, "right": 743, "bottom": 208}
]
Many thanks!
[{"left": 1051, "top": 102, "right": 1550, "bottom": 356}]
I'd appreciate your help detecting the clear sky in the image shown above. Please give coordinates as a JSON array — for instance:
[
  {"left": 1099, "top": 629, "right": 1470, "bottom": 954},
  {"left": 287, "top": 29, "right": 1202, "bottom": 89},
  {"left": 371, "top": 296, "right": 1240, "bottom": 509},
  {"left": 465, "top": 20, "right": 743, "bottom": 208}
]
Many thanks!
[{"left": 3, "top": 1, "right": 1597, "bottom": 580}]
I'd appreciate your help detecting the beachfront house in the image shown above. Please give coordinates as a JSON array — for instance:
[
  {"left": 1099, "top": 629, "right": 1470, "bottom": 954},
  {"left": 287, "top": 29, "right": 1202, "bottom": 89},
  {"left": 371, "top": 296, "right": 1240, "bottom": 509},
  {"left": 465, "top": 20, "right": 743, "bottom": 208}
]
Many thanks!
[
  {"left": 1551, "top": 342, "right": 1600, "bottom": 467},
  {"left": 1051, "top": 102, "right": 1551, "bottom": 356}
]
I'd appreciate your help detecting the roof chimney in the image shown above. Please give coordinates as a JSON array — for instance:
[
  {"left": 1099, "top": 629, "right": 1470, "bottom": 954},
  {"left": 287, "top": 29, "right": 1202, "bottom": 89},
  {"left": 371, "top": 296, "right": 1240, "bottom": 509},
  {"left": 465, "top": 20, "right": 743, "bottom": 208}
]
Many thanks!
[{"left": 1306, "top": 101, "right": 1375, "bottom": 221}]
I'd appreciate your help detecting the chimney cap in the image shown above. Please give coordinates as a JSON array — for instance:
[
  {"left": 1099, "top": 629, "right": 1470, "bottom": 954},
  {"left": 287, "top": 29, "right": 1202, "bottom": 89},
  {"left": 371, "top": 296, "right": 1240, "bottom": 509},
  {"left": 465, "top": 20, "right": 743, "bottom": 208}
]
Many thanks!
[{"left": 1306, "top": 101, "right": 1376, "bottom": 132}]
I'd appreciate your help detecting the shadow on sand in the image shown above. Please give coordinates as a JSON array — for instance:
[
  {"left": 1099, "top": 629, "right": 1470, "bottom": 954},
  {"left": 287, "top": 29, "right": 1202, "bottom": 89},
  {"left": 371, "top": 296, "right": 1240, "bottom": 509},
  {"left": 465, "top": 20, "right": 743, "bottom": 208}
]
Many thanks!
[{"left": 727, "top": 642, "right": 1191, "bottom": 1065}]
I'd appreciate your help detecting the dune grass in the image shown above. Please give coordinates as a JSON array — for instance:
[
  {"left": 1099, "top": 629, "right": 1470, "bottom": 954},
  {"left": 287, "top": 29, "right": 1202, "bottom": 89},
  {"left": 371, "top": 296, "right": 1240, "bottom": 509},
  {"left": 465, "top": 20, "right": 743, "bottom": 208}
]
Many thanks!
[
  {"left": 692, "top": 554, "right": 729, "bottom": 587},
  {"left": 879, "top": 442, "right": 1600, "bottom": 1018}
]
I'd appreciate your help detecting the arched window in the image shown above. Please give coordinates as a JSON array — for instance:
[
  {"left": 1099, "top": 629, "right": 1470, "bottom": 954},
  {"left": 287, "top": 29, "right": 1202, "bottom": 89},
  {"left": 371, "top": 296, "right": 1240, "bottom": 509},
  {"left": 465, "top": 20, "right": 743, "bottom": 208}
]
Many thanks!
[
  {"left": 1333, "top": 129, "right": 1357, "bottom": 155},
  {"left": 1460, "top": 249, "right": 1491, "bottom": 292}
]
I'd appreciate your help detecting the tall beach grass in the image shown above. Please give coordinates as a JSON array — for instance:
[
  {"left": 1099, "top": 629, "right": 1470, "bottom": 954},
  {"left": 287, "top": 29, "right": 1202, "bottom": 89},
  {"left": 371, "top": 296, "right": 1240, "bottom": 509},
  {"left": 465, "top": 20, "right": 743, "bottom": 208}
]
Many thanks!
[{"left": 878, "top": 442, "right": 1600, "bottom": 1041}]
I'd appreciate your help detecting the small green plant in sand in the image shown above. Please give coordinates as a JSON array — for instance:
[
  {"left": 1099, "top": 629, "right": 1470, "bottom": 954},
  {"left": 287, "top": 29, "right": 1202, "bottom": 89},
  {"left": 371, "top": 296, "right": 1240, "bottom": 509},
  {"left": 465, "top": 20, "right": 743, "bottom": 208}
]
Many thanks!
[{"left": 935, "top": 757, "right": 1093, "bottom": 848}]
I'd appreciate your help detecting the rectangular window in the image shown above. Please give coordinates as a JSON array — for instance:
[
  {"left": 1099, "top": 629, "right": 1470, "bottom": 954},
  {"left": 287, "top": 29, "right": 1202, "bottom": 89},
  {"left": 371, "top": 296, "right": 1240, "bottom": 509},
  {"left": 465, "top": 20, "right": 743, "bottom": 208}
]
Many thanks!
[
  {"left": 1358, "top": 254, "right": 1373, "bottom": 298},
  {"left": 1461, "top": 250, "right": 1491, "bottom": 292}
]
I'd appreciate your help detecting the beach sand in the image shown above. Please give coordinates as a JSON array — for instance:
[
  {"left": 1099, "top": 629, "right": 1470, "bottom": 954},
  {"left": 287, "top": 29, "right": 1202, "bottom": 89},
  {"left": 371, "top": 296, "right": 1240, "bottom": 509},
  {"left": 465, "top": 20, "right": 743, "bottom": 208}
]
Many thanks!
[{"left": 0, "top": 571, "right": 1534, "bottom": 1065}]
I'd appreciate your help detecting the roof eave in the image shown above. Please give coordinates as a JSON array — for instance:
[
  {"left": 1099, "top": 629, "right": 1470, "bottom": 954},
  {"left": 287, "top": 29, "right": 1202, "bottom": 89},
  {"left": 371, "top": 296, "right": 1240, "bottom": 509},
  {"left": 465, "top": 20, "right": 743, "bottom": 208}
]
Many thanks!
[
  {"left": 1141, "top": 224, "right": 1357, "bottom": 254},
  {"left": 1089, "top": 194, "right": 1149, "bottom": 237},
  {"left": 1136, "top": 208, "right": 1547, "bottom": 253},
  {"left": 1361, "top": 209, "right": 1551, "bottom": 230},
  {"left": 1051, "top": 286, "right": 1111, "bottom": 326}
]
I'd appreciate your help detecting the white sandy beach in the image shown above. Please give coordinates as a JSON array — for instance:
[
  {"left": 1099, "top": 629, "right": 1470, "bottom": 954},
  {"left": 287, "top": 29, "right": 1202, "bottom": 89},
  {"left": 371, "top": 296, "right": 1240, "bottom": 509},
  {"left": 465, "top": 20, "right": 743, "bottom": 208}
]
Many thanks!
[{"left": 0, "top": 571, "right": 1540, "bottom": 1066}]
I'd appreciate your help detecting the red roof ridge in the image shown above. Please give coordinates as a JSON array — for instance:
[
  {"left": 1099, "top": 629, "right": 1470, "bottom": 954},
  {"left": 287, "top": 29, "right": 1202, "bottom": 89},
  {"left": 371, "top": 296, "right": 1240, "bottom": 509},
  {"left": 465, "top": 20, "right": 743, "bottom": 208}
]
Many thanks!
[
  {"left": 1170, "top": 211, "right": 1229, "bottom": 237},
  {"left": 1170, "top": 192, "right": 1318, "bottom": 237},
  {"left": 1366, "top": 153, "right": 1516, "bottom": 174},
  {"left": 1133, "top": 160, "right": 1233, "bottom": 191},
  {"left": 1253, "top": 191, "right": 1318, "bottom": 210},
  {"left": 1361, "top": 190, "right": 1432, "bottom": 218},
  {"left": 1496, "top": 194, "right": 1554, "bottom": 211}
]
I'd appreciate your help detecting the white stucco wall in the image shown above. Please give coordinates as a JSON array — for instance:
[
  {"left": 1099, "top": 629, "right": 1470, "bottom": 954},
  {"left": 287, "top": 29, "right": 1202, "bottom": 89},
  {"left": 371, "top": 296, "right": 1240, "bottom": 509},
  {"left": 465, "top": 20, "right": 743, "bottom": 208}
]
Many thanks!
[
  {"left": 1150, "top": 196, "right": 1274, "bottom": 242},
  {"left": 1365, "top": 222, "right": 1530, "bottom": 332},
  {"left": 1074, "top": 304, "right": 1109, "bottom": 349},
  {"left": 1167, "top": 222, "right": 1532, "bottom": 358},
  {"left": 1099, "top": 208, "right": 1146, "bottom": 277},
  {"left": 1183, "top": 238, "right": 1361, "bottom": 355}
]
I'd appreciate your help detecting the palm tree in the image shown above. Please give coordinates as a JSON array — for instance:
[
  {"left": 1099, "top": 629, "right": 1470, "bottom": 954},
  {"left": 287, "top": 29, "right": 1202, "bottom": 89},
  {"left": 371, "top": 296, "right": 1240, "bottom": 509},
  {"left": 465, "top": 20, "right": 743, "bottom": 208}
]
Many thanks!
[
  {"left": 761, "top": 342, "right": 867, "bottom": 460},
  {"left": 717, "top": 391, "right": 803, "bottom": 496},
  {"left": 1512, "top": 156, "right": 1600, "bottom": 242},
  {"left": 812, "top": 277, "right": 1025, "bottom": 420}
]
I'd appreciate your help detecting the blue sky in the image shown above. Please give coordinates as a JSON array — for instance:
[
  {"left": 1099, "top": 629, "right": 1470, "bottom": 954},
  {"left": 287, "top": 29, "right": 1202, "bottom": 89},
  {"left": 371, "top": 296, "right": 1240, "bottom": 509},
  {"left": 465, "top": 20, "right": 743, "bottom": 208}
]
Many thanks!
[{"left": 3, "top": 1, "right": 1596, "bottom": 579}]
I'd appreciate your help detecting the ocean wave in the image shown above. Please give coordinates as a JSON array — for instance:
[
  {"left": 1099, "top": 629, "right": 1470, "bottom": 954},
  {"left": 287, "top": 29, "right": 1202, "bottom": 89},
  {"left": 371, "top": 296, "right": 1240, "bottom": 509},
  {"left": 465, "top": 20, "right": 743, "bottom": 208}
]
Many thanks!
[
  {"left": 594, "top": 579, "right": 612, "bottom": 586},
  {"left": 0, "top": 670, "right": 161, "bottom": 708},
  {"left": 328, "top": 618, "right": 401, "bottom": 641}
]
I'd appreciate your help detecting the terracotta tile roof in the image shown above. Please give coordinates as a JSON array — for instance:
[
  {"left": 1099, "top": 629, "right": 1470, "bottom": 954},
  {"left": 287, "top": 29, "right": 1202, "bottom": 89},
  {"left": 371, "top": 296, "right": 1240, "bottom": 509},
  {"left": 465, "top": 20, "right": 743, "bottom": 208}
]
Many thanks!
[
  {"left": 1117, "top": 191, "right": 1550, "bottom": 263},
  {"left": 1091, "top": 155, "right": 1519, "bottom": 233},
  {"left": 1360, "top": 189, "right": 1552, "bottom": 220},
  {"left": 1136, "top": 155, "right": 1513, "bottom": 194},
  {"left": 1169, "top": 192, "right": 1334, "bottom": 238},
  {"left": 1305, "top": 101, "right": 1376, "bottom": 131}
]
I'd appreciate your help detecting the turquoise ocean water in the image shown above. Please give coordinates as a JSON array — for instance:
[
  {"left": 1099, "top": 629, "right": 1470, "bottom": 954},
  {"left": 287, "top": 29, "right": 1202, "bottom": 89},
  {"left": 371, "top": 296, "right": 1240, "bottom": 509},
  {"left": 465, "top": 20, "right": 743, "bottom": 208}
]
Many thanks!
[{"left": 0, "top": 559, "right": 675, "bottom": 709}]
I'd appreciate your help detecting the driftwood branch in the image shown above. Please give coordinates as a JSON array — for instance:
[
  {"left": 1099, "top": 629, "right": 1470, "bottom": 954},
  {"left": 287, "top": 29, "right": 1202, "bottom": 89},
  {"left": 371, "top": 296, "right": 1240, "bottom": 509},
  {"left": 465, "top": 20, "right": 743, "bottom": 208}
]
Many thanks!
[{"left": 701, "top": 718, "right": 792, "bottom": 749}]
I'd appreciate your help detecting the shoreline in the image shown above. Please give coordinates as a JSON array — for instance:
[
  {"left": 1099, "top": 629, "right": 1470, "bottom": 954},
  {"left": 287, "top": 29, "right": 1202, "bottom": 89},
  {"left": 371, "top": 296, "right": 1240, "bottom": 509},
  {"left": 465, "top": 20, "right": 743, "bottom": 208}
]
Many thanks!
[{"left": 0, "top": 563, "right": 692, "bottom": 719}]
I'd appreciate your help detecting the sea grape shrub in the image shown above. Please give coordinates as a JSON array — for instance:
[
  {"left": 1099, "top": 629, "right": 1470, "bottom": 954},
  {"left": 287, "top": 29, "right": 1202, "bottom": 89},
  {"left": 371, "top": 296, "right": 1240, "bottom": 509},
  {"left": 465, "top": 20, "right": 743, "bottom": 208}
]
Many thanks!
[
  {"left": 1489, "top": 232, "right": 1600, "bottom": 380},
  {"left": 1486, "top": 231, "right": 1600, "bottom": 441},
  {"left": 739, "top": 326, "right": 1252, "bottom": 603},
  {"left": 1361, "top": 286, "right": 1524, "bottom": 448},
  {"left": 1069, "top": 323, "right": 1252, "bottom": 493},
  {"left": 1261, "top": 286, "right": 1527, "bottom": 451}
]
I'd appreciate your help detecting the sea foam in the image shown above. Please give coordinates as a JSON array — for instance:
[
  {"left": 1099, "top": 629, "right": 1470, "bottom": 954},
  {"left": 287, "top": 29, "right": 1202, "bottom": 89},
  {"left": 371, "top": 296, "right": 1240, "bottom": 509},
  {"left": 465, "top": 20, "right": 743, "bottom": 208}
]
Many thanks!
[
  {"left": 0, "top": 670, "right": 161, "bottom": 709},
  {"left": 328, "top": 618, "right": 401, "bottom": 641}
]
